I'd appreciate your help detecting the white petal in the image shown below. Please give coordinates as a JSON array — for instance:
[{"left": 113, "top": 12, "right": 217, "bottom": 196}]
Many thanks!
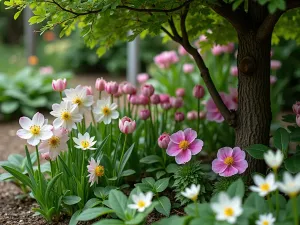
[
  {"left": 53, "top": 118, "right": 64, "bottom": 129},
  {"left": 27, "top": 136, "right": 40, "bottom": 146},
  {"left": 17, "top": 129, "right": 32, "bottom": 139},
  {"left": 19, "top": 117, "right": 32, "bottom": 129},
  {"left": 253, "top": 174, "right": 264, "bottom": 186},
  {"left": 32, "top": 112, "right": 45, "bottom": 126},
  {"left": 39, "top": 131, "right": 53, "bottom": 140},
  {"left": 111, "top": 110, "right": 119, "bottom": 119}
]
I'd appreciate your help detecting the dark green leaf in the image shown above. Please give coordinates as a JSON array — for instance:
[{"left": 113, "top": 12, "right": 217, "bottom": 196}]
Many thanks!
[
  {"left": 273, "top": 128, "right": 290, "bottom": 152},
  {"left": 285, "top": 155, "right": 300, "bottom": 173},
  {"left": 245, "top": 144, "right": 269, "bottom": 159},
  {"left": 77, "top": 207, "right": 114, "bottom": 221},
  {"left": 227, "top": 178, "right": 244, "bottom": 198},
  {"left": 63, "top": 196, "right": 81, "bottom": 205},
  {"left": 155, "top": 196, "right": 171, "bottom": 217}
]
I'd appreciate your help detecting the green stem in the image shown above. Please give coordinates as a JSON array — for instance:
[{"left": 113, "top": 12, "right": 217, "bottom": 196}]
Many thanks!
[
  {"left": 194, "top": 201, "right": 199, "bottom": 217},
  {"left": 267, "top": 194, "right": 274, "bottom": 211},
  {"left": 99, "top": 91, "right": 101, "bottom": 99},
  {"left": 35, "top": 146, "right": 42, "bottom": 192},
  {"left": 59, "top": 92, "right": 63, "bottom": 101},
  {"left": 197, "top": 99, "right": 200, "bottom": 135},
  {"left": 50, "top": 160, "right": 54, "bottom": 178},
  {"left": 293, "top": 196, "right": 299, "bottom": 225},
  {"left": 91, "top": 107, "right": 96, "bottom": 126},
  {"left": 109, "top": 121, "right": 113, "bottom": 154},
  {"left": 118, "top": 134, "right": 128, "bottom": 173},
  {"left": 274, "top": 170, "right": 279, "bottom": 218}
]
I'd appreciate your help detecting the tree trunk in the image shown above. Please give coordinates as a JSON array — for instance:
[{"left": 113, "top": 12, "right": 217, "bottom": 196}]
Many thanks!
[{"left": 235, "top": 31, "right": 272, "bottom": 175}]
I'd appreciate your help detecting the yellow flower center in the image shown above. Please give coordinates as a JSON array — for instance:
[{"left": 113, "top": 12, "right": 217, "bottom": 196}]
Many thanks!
[
  {"left": 95, "top": 165, "right": 104, "bottom": 177},
  {"left": 48, "top": 136, "right": 60, "bottom": 148},
  {"left": 224, "top": 157, "right": 234, "bottom": 165},
  {"left": 61, "top": 111, "right": 71, "bottom": 121},
  {"left": 30, "top": 125, "right": 41, "bottom": 135},
  {"left": 191, "top": 194, "right": 198, "bottom": 201},
  {"left": 73, "top": 97, "right": 82, "bottom": 106},
  {"left": 224, "top": 207, "right": 234, "bottom": 217},
  {"left": 263, "top": 221, "right": 269, "bottom": 225},
  {"left": 179, "top": 140, "right": 189, "bottom": 150},
  {"left": 137, "top": 200, "right": 146, "bottom": 208},
  {"left": 260, "top": 183, "right": 270, "bottom": 192},
  {"left": 102, "top": 106, "right": 111, "bottom": 116},
  {"left": 81, "top": 140, "right": 90, "bottom": 149}
]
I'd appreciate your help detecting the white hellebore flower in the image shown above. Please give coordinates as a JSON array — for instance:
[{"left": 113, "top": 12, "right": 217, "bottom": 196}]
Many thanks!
[
  {"left": 50, "top": 101, "right": 83, "bottom": 131},
  {"left": 211, "top": 192, "right": 243, "bottom": 224},
  {"left": 93, "top": 98, "right": 119, "bottom": 124},
  {"left": 39, "top": 128, "right": 69, "bottom": 160},
  {"left": 17, "top": 112, "right": 53, "bottom": 146},
  {"left": 63, "top": 85, "right": 94, "bottom": 113},
  {"left": 73, "top": 132, "right": 96, "bottom": 150},
  {"left": 128, "top": 192, "right": 153, "bottom": 212},
  {"left": 249, "top": 173, "right": 277, "bottom": 197},
  {"left": 277, "top": 172, "right": 300, "bottom": 198},
  {"left": 255, "top": 213, "right": 276, "bottom": 225},
  {"left": 264, "top": 150, "right": 283, "bottom": 170},
  {"left": 181, "top": 184, "right": 201, "bottom": 201}
]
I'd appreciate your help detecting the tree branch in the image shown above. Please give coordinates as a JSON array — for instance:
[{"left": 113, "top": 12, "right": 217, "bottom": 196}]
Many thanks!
[
  {"left": 256, "top": 11, "right": 283, "bottom": 41},
  {"left": 210, "top": 0, "right": 250, "bottom": 34}
]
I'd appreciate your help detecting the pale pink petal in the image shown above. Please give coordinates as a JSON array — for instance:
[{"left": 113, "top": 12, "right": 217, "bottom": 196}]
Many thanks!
[
  {"left": 217, "top": 147, "right": 233, "bottom": 161},
  {"left": 19, "top": 117, "right": 32, "bottom": 129},
  {"left": 39, "top": 131, "right": 53, "bottom": 140},
  {"left": 183, "top": 128, "right": 197, "bottom": 143},
  {"left": 27, "top": 136, "right": 40, "bottom": 146},
  {"left": 188, "top": 139, "right": 203, "bottom": 155},
  {"left": 170, "top": 130, "right": 184, "bottom": 144},
  {"left": 220, "top": 166, "right": 238, "bottom": 177},
  {"left": 166, "top": 142, "right": 181, "bottom": 156},
  {"left": 32, "top": 112, "right": 45, "bottom": 126},
  {"left": 17, "top": 129, "right": 32, "bottom": 139},
  {"left": 41, "top": 125, "right": 53, "bottom": 131},
  {"left": 233, "top": 160, "right": 248, "bottom": 174},
  {"left": 206, "top": 111, "right": 224, "bottom": 123},
  {"left": 232, "top": 147, "right": 246, "bottom": 162},
  {"left": 212, "top": 159, "right": 227, "bottom": 174},
  {"left": 175, "top": 150, "right": 191, "bottom": 164},
  {"left": 206, "top": 99, "right": 218, "bottom": 112}
]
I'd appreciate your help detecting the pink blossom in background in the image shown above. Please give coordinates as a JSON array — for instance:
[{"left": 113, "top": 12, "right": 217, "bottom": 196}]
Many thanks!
[
  {"left": 296, "top": 115, "right": 300, "bottom": 127},
  {"left": 193, "top": 85, "right": 205, "bottom": 99},
  {"left": 222, "top": 43, "right": 235, "bottom": 53},
  {"left": 187, "top": 111, "right": 198, "bottom": 120},
  {"left": 171, "top": 97, "right": 183, "bottom": 109},
  {"left": 95, "top": 78, "right": 106, "bottom": 91},
  {"left": 119, "top": 117, "right": 136, "bottom": 134},
  {"left": 139, "top": 109, "right": 150, "bottom": 120},
  {"left": 211, "top": 45, "right": 224, "bottom": 56},
  {"left": 206, "top": 93, "right": 237, "bottom": 123},
  {"left": 175, "top": 112, "right": 185, "bottom": 122},
  {"left": 212, "top": 147, "right": 248, "bottom": 177},
  {"left": 292, "top": 102, "right": 300, "bottom": 114},
  {"left": 271, "top": 60, "right": 282, "bottom": 70},
  {"left": 183, "top": 64, "right": 194, "bottom": 73},
  {"left": 199, "top": 111, "right": 206, "bottom": 119},
  {"left": 84, "top": 86, "right": 93, "bottom": 96},
  {"left": 161, "top": 102, "right": 172, "bottom": 110},
  {"left": 166, "top": 128, "right": 204, "bottom": 164},
  {"left": 52, "top": 79, "right": 67, "bottom": 92},
  {"left": 137, "top": 73, "right": 149, "bottom": 84},
  {"left": 123, "top": 82, "right": 136, "bottom": 95},
  {"left": 40, "top": 66, "right": 54, "bottom": 75},
  {"left": 229, "top": 87, "right": 238, "bottom": 105},
  {"left": 230, "top": 66, "right": 238, "bottom": 76},
  {"left": 158, "top": 133, "right": 170, "bottom": 149},
  {"left": 199, "top": 35, "right": 207, "bottom": 42},
  {"left": 178, "top": 45, "right": 188, "bottom": 56},
  {"left": 150, "top": 94, "right": 160, "bottom": 105},
  {"left": 141, "top": 84, "right": 155, "bottom": 97},
  {"left": 270, "top": 75, "right": 277, "bottom": 85},
  {"left": 105, "top": 81, "right": 119, "bottom": 95},
  {"left": 159, "top": 94, "right": 170, "bottom": 103},
  {"left": 41, "top": 152, "right": 51, "bottom": 161},
  {"left": 176, "top": 88, "right": 185, "bottom": 97},
  {"left": 154, "top": 51, "right": 179, "bottom": 69},
  {"left": 138, "top": 95, "right": 150, "bottom": 105},
  {"left": 129, "top": 95, "right": 139, "bottom": 105}
]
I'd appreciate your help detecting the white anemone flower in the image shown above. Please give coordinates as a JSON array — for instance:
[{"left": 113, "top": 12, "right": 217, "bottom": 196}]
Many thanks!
[
  {"left": 128, "top": 192, "right": 153, "bottom": 212},
  {"left": 181, "top": 184, "right": 201, "bottom": 201},
  {"left": 63, "top": 85, "right": 94, "bottom": 113},
  {"left": 264, "top": 150, "right": 283, "bottom": 170},
  {"left": 73, "top": 132, "right": 96, "bottom": 150},
  {"left": 255, "top": 213, "right": 276, "bottom": 225},
  {"left": 211, "top": 192, "right": 243, "bottom": 224},
  {"left": 249, "top": 173, "right": 277, "bottom": 197},
  {"left": 93, "top": 98, "right": 119, "bottom": 124},
  {"left": 87, "top": 158, "right": 104, "bottom": 186},
  {"left": 39, "top": 128, "right": 69, "bottom": 160},
  {"left": 277, "top": 172, "right": 300, "bottom": 198},
  {"left": 16, "top": 112, "right": 53, "bottom": 146},
  {"left": 50, "top": 101, "right": 83, "bottom": 131}
]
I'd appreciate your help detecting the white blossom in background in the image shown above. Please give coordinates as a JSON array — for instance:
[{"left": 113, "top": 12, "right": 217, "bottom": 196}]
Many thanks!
[
  {"left": 264, "top": 150, "right": 283, "bottom": 170},
  {"left": 128, "top": 192, "right": 153, "bottom": 212},
  {"left": 255, "top": 213, "right": 276, "bottom": 225},
  {"left": 181, "top": 184, "right": 201, "bottom": 201},
  {"left": 73, "top": 132, "right": 96, "bottom": 150},
  {"left": 277, "top": 172, "right": 300, "bottom": 197},
  {"left": 93, "top": 98, "right": 119, "bottom": 124},
  {"left": 249, "top": 173, "right": 277, "bottom": 197}
]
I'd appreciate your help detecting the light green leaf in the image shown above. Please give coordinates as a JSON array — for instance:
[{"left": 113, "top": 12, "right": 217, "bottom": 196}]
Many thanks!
[{"left": 155, "top": 196, "right": 171, "bottom": 217}]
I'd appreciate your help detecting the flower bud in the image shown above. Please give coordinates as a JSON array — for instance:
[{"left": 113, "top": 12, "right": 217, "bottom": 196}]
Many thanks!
[
  {"left": 183, "top": 64, "right": 194, "bottom": 74},
  {"left": 137, "top": 73, "right": 149, "bottom": 84},
  {"left": 175, "top": 112, "right": 185, "bottom": 122},
  {"left": 178, "top": 45, "right": 188, "bottom": 56},
  {"left": 170, "top": 97, "right": 183, "bottom": 109},
  {"left": 84, "top": 86, "right": 93, "bottom": 95},
  {"left": 129, "top": 95, "right": 139, "bottom": 105},
  {"left": 123, "top": 83, "right": 136, "bottom": 95},
  {"left": 139, "top": 109, "right": 150, "bottom": 120},
  {"left": 52, "top": 79, "right": 67, "bottom": 92},
  {"left": 138, "top": 95, "right": 150, "bottom": 105},
  {"left": 141, "top": 84, "right": 155, "bottom": 97},
  {"left": 119, "top": 117, "right": 136, "bottom": 134},
  {"left": 193, "top": 85, "right": 205, "bottom": 99},
  {"left": 95, "top": 78, "right": 106, "bottom": 91},
  {"left": 161, "top": 102, "right": 172, "bottom": 110},
  {"left": 150, "top": 94, "right": 160, "bottom": 105},
  {"left": 105, "top": 81, "right": 119, "bottom": 95},
  {"left": 270, "top": 75, "right": 277, "bottom": 85},
  {"left": 230, "top": 66, "right": 238, "bottom": 76},
  {"left": 187, "top": 111, "right": 198, "bottom": 120},
  {"left": 158, "top": 133, "right": 170, "bottom": 149},
  {"left": 176, "top": 88, "right": 185, "bottom": 97},
  {"left": 271, "top": 60, "right": 282, "bottom": 70},
  {"left": 159, "top": 94, "right": 170, "bottom": 103}
]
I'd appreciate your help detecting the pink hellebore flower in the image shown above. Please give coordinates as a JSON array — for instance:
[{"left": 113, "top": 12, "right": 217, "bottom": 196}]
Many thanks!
[
  {"left": 154, "top": 51, "right": 179, "bottom": 69},
  {"left": 137, "top": 73, "right": 149, "bottom": 84},
  {"left": 167, "top": 128, "right": 204, "bottom": 164},
  {"left": 95, "top": 78, "right": 106, "bottom": 91},
  {"left": 183, "top": 64, "right": 194, "bottom": 74},
  {"left": 230, "top": 66, "right": 238, "bottom": 77},
  {"left": 206, "top": 93, "right": 237, "bottom": 123},
  {"left": 271, "top": 60, "right": 282, "bottom": 70},
  {"left": 176, "top": 88, "right": 185, "bottom": 97},
  {"left": 119, "top": 117, "right": 136, "bottom": 134},
  {"left": 150, "top": 94, "right": 160, "bottom": 105},
  {"left": 212, "top": 147, "right": 248, "bottom": 177},
  {"left": 158, "top": 133, "right": 170, "bottom": 149},
  {"left": 141, "top": 84, "right": 155, "bottom": 97},
  {"left": 178, "top": 45, "right": 188, "bottom": 56},
  {"left": 297, "top": 115, "right": 300, "bottom": 127},
  {"left": 52, "top": 79, "right": 67, "bottom": 92},
  {"left": 292, "top": 102, "right": 300, "bottom": 114},
  {"left": 105, "top": 81, "right": 119, "bottom": 95}
]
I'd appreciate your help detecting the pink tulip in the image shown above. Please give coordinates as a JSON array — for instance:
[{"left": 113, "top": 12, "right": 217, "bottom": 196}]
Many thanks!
[
  {"left": 166, "top": 128, "right": 204, "bottom": 164},
  {"left": 212, "top": 147, "right": 248, "bottom": 177},
  {"left": 137, "top": 73, "right": 149, "bottom": 84},
  {"left": 271, "top": 60, "right": 282, "bottom": 70},
  {"left": 119, "top": 117, "right": 136, "bottom": 134},
  {"left": 293, "top": 102, "right": 300, "bottom": 114},
  {"left": 84, "top": 86, "right": 93, "bottom": 96},
  {"left": 139, "top": 109, "right": 150, "bottom": 120},
  {"left": 161, "top": 102, "right": 172, "bottom": 110},
  {"left": 270, "top": 75, "right": 277, "bottom": 84},
  {"left": 211, "top": 45, "right": 224, "bottom": 56},
  {"left": 297, "top": 115, "right": 300, "bottom": 127},
  {"left": 141, "top": 84, "right": 155, "bottom": 97},
  {"left": 193, "top": 85, "right": 205, "bottom": 99},
  {"left": 222, "top": 43, "right": 235, "bottom": 53},
  {"left": 154, "top": 51, "right": 179, "bottom": 69},
  {"left": 159, "top": 94, "right": 170, "bottom": 103},
  {"left": 123, "top": 83, "right": 136, "bottom": 95},
  {"left": 95, "top": 78, "right": 106, "bottom": 91},
  {"left": 170, "top": 97, "right": 183, "bottom": 109},
  {"left": 129, "top": 95, "right": 139, "bottom": 105},
  {"left": 206, "top": 93, "right": 237, "bottom": 123},
  {"left": 183, "top": 64, "right": 194, "bottom": 74},
  {"left": 187, "top": 111, "right": 198, "bottom": 120},
  {"left": 230, "top": 66, "right": 238, "bottom": 77},
  {"left": 52, "top": 79, "right": 67, "bottom": 92},
  {"left": 175, "top": 112, "right": 185, "bottom": 122},
  {"left": 158, "top": 133, "right": 170, "bottom": 149},
  {"left": 150, "top": 94, "right": 160, "bottom": 105},
  {"left": 138, "top": 95, "right": 150, "bottom": 105},
  {"left": 105, "top": 81, "right": 119, "bottom": 95},
  {"left": 178, "top": 45, "right": 188, "bottom": 56},
  {"left": 176, "top": 88, "right": 185, "bottom": 97}
]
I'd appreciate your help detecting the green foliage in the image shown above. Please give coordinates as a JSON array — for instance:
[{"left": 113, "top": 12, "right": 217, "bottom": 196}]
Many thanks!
[
  {"left": 173, "top": 161, "right": 213, "bottom": 205},
  {"left": 213, "top": 175, "right": 242, "bottom": 195}
]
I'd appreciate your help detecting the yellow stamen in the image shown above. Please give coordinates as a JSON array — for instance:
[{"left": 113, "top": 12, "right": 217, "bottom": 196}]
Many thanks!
[
  {"left": 102, "top": 106, "right": 111, "bottom": 116},
  {"left": 224, "top": 157, "right": 234, "bottom": 165},
  {"left": 224, "top": 207, "right": 234, "bottom": 216},
  {"left": 30, "top": 125, "right": 41, "bottom": 135},
  {"left": 179, "top": 140, "right": 189, "bottom": 150},
  {"left": 73, "top": 97, "right": 82, "bottom": 106},
  {"left": 137, "top": 200, "right": 146, "bottom": 208},
  {"left": 95, "top": 165, "right": 104, "bottom": 177},
  {"left": 191, "top": 194, "right": 198, "bottom": 201},
  {"left": 48, "top": 136, "right": 60, "bottom": 148},
  {"left": 61, "top": 111, "right": 71, "bottom": 121},
  {"left": 81, "top": 140, "right": 90, "bottom": 148},
  {"left": 260, "top": 183, "right": 270, "bottom": 192},
  {"left": 263, "top": 221, "right": 269, "bottom": 225}
]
